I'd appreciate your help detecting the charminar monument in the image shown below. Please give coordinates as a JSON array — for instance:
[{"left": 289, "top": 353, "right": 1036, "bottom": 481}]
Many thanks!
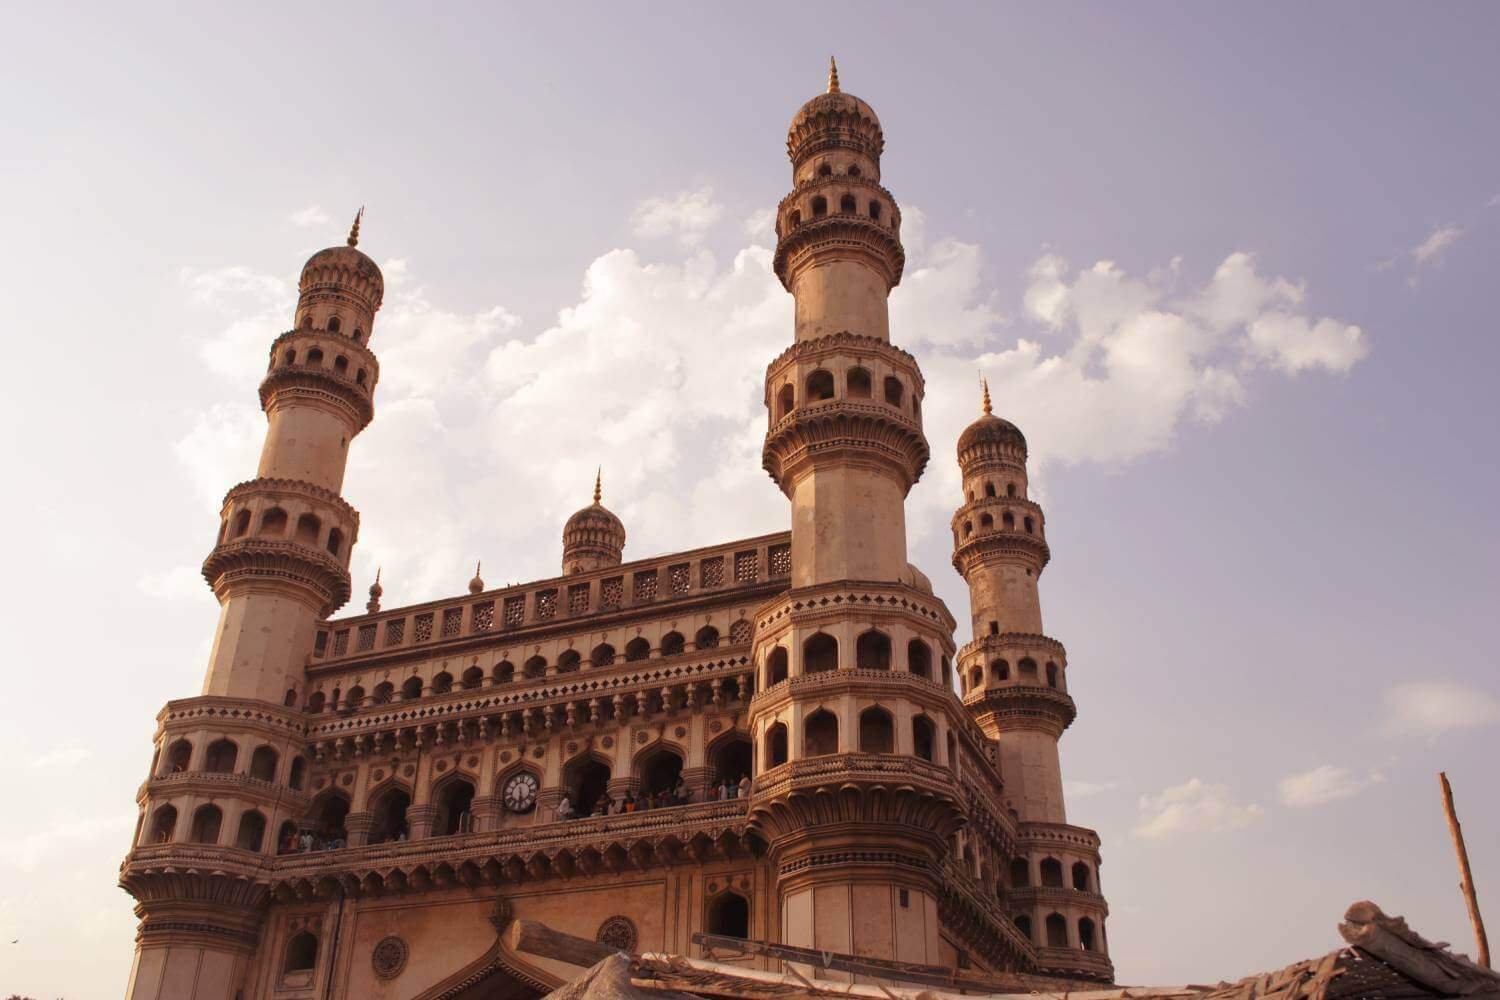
[{"left": 120, "top": 61, "right": 1113, "bottom": 999}]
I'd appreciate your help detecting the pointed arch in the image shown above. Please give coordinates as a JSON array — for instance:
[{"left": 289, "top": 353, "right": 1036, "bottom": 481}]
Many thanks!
[
  {"left": 235, "top": 809, "right": 266, "bottom": 852},
  {"left": 803, "top": 632, "right": 838, "bottom": 673},
  {"left": 803, "top": 709, "right": 839, "bottom": 756},
  {"left": 855, "top": 629, "right": 891, "bottom": 669},
  {"left": 189, "top": 803, "right": 223, "bottom": 844},
  {"left": 858, "top": 706, "right": 894, "bottom": 753}
]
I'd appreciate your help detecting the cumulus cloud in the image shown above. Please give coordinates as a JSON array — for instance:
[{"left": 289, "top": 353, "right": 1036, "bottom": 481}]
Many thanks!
[
  {"left": 1278, "top": 764, "right": 1385, "bottom": 807},
  {"left": 1134, "top": 778, "right": 1264, "bottom": 840},
  {"left": 290, "top": 205, "right": 332, "bottom": 228},
  {"left": 631, "top": 187, "right": 725, "bottom": 246},
  {"left": 1383, "top": 680, "right": 1500, "bottom": 738},
  {"left": 1411, "top": 223, "right": 1463, "bottom": 267}
]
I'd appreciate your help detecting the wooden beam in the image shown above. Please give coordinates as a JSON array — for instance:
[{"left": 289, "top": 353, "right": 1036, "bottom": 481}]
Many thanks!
[
  {"left": 508, "top": 918, "right": 617, "bottom": 968},
  {"left": 1440, "top": 772, "right": 1492, "bottom": 969}
]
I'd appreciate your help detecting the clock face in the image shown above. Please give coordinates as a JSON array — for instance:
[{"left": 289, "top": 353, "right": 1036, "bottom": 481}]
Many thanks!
[{"left": 503, "top": 772, "right": 538, "bottom": 813}]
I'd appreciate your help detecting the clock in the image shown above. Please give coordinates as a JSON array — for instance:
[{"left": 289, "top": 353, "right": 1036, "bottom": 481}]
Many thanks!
[{"left": 503, "top": 772, "right": 539, "bottom": 813}]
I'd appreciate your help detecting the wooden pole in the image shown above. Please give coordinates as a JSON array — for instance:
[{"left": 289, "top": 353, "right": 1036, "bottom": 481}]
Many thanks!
[{"left": 1438, "top": 771, "right": 1491, "bottom": 968}]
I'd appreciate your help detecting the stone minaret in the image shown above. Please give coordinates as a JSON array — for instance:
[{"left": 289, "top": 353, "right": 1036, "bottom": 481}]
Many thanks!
[
  {"left": 120, "top": 215, "right": 383, "bottom": 1000},
  {"left": 749, "top": 60, "right": 962, "bottom": 968},
  {"left": 561, "top": 470, "right": 626, "bottom": 574}
]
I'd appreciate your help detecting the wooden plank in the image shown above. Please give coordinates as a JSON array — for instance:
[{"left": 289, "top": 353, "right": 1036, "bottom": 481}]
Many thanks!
[{"left": 509, "top": 918, "right": 618, "bottom": 968}]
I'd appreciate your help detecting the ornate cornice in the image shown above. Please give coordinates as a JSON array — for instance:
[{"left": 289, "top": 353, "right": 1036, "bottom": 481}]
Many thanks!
[
  {"left": 763, "top": 330, "right": 925, "bottom": 389},
  {"left": 202, "top": 538, "right": 352, "bottom": 615},
  {"left": 774, "top": 215, "right": 905, "bottom": 291},
  {"left": 957, "top": 632, "right": 1068, "bottom": 669},
  {"left": 952, "top": 527, "right": 1051, "bottom": 576},
  {"left": 762, "top": 401, "right": 929, "bottom": 495},
  {"left": 964, "top": 685, "right": 1077, "bottom": 736},
  {"left": 258, "top": 365, "right": 375, "bottom": 432},
  {"left": 221, "top": 476, "right": 360, "bottom": 527}
]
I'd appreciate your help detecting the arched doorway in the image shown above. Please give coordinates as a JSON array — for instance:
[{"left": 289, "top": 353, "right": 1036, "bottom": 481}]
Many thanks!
[
  {"left": 369, "top": 786, "right": 411, "bottom": 844},
  {"left": 638, "top": 746, "right": 684, "bottom": 800},
  {"left": 435, "top": 777, "right": 477, "bottom": 836},
  {"left": 565, "top": 756, "right": 612, "bottom": 817}
]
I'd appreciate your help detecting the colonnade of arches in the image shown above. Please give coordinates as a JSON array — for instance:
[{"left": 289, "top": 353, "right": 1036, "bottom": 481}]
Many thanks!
[
  {"left": 158, "top": 735, "right": 306, "bottom": 790},
  {"left": 773, "top": 363, "right": 919, "bottom": 423},
  {"left": 760, "top": 707, "right": 941, "bottom": 770},
  {"left": 1012, "top": 912, "right": 1101, "bottom": 952},
  {"left": 219, "top": 500, "right": 347, "bottom": 560},
  {"left": 961, "top": 655, "right": 1065, "bottom": 695},
  {"left": 761, "top": 628, "right": 948, "bottom": 688}
]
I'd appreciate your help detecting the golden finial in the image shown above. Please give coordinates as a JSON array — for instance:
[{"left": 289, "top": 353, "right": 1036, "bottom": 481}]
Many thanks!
[
  {"left": 828, "top": 56, "right": 840, "bottom": 94},
  {"left": 366, "top": 566, "right": 383, "bottom": 613},
  {"left": 981, "top": 375, "right": 993, "bottom": 415},
  {"left": 347, "top": 206, "right": 363, "bottom": 247},
  {"left": 593, "top": 467, "right": 602, "bottom": 505}
]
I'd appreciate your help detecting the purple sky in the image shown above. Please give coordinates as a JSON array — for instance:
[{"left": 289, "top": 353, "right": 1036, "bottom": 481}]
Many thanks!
[{"left": 1, "top": 4, "right": 1497, "bottom": 997}]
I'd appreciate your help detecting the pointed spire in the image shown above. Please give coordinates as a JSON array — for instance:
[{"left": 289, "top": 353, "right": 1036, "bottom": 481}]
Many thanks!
[
  {"left": 469, "top": 560, "right": 484, "bottom": 595},
  {"left": 347, "top": 206, "right": 363, "bottom": 247},
  {"left": 593, "top": 467, "right": 602, "bottom": 505},
  {"left": 366, "top": 566, "right": 383, "bottom": 613},
  {"left": 828, "top": 56, "right": 840, "bottom": 94},
  {"left": 981, "top": 375, "right": 993, "bottom": 415}
]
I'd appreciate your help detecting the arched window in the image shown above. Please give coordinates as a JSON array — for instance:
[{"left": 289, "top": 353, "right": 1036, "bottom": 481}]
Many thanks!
[
  {"left": 344, "top": 685, "right": 364, "bottom": 708},
  {"left": 461, "top": 666, "right": 484, "bottom": 689},
  {"left": 884, "top": 376, "right": 904, "bottom": 407},
  {"left": 305, "top": 348, "right": 324, "bottom": 366},
  {"left": 788, "top": 210, "right": 801, "bottom": 229},
  {"left": 564, "top": 756, "right": 612, "bottom": 816},
  {"left": 556, "top": 650, "right": 581, "bottom": 673},
  {"left": 907, "top": 639, "right": 932, "bottom": 679},
  {"left": 969, "top": 667, "right": 983, "bottom": 690},
  {"left": 300, "top": 315, "right": 313, "bottom": 330},
  {"left": 401, "top": 676, "right": 423, "bottom": 699},
  {"left": 803, "top": 709, "right": 839, "bottom": 756},
  {"left": 285, "top": 931, "right": 319, "bottom": 973},
  {"left": 232, "top": 509, "right": 251, "bottom": 538},
  {"left": 963, "top": 521, "right": 972, "bottom": 537},
  {"left": 235, "top": 810, "right": 266, "bottom": 852},
  {"left": 847, "top": 366, "right": 872, "bottom": 398},
  {"left": 1007, "top": 483, "right": 1018, "bottom": 497},
  {"left": 276, "top": 820, "right": 297, "bottom": 853},
  {"left": 205, "top": 739, "right": 238, "bottom": 773},
  {"left": 711, "top": 735, "right": 753, "bottom": 784},
  {"left": 765, "top": 723, "right": 789, "bottom": 768},
  {"left": 1019, "top": 658, "right": 1038, "bottom": 681},
  {"left": 431, "top": 671, "right": 454, "bottom": 693},
  {"left": 190, "top": 804, "right": 223, "bottom": 844},
  {"left": 942, "top": 656, "right": 952, "bottom": 688},
  {"left": 355, "top": 368, "right": 367, "bottom": 386},
  {"left": 638, "top": 746, "right": 684, "bottom": 797},
  {"left": 148, "top": 804, "right": 177, "bottom": 843},
  {"left": 326, "top": 528, "right": 343, "bottom": 556},
  {"left": 1079, "top": 917, "right": 1097, "bottom": 951},
  {"left": 1046, "top": 662, "right": 1059, "bottom": 688},
  {"left": 766, "top": 647, "right": 789, "bottom": 685},
  {"left": 435, "top": 777, "right": 476, "bottom": 836},
  {"left": 352, "top": 327, "right": 364, "bottom": 343},
  {"left": 333, "top": 355, "right": 348, "bottom": 375},
  {"left": 305, "top": 691, "right": 326, "bottom": 713},
  {"left": 1040, "top": 857, "right": 1064, "bottom": 887},
  {"left": 249, "top": 745, "right": 278, "bottom": 782},
  {"left": 284, "top": 688, "right": 297, "bottom": 707},
  {"left": 493, "top": 661, "right": 515, "bottom": 685},
  {"left": 310, "top": 791, "right": 349, "bottom": 842},
  {"left": 984, "top": 482, "right": 997, "bottom": 498},
  {"left": 803, "top": 633, "right": 838, "bottom": 673},
  {"left": 166, "top": 738, "right": 192, "bottom": 773},
  {"left": 1002, "top": 511, "right": 1015, "bottom": 531},
  {"left": 848, "top": 164, "right": 861, "bottom": 177},
  {"left": 625, "top": 638, "right": 651, "bottom": 662},
  {"left": 326, "top": 316, "right": 341, "bottom": 334},
  {"left": 839, "top": 193, "right": 856, "bottom": 214},
  {"left": 660, "top": 632, "right": 685, "bottom": 657},
  {"left": 993, "top": 659, "right": 1010, "bottom": 681},
  {"left": 729, "top": 619, "right": 753, "bottom": 644},
  {"left": 858, "top": 707, "right": 894, "bottom": 753},
  {"left": 777, "top": 383, "right": 795, "bottom": 418},
  {"left": 1045, "top": 913, "right": 1069, "bottom": 948},
  {"left": 372, "top": 681, "right": 394, "bottom": 704},
  {"left": 1024, "top": 516, "right": 1035, "bottom": 534},
  {"left": 283, "top": 349, "right": 297, "bottom": 367},
  {"left": 591, "top": 643, "right": 615, "bottom": 667},
  {"left": 811, "top": 195, "right": 827, "bottom": 217},
  {"left": 706, "top": 892, "right": 750, "bottom": 939},
  {"left": 980, "top": 513, "right": 994, "bottom": 529},
  {"left": 289, "top": 756, "right": 306, "bottom": 791},
  {"left": 912, "top": 715, "right": 936, "bottom": 761},
  {"left": 1014, "top": 914, "right": 1033, "bottom": 942},
  {"left": 817, "top": 163, "right": 832, "bottom": 177},
  {"left": 856, "top": 630, "right": 891, "bottom": 669},
  {"left": 695, "top": 625, "right": 720, "bottom": 649},
  {"left": 1072, "top": 861, "right": 1092, "bottom": 891},
  {"left": 868, "top": 200, "right": 881, "bottom": 220},
  {"left": 806, "top": 369, "right": 834, "bottom": 401},
  {"left": 369, "top": 785, "right": 411, "bottom": 843},
  {"left": 1010, "top": 858, "right": 1031, "bottom": 888},
  {"left": 259, "top": 507, "right": 288, "bottom": 536}
]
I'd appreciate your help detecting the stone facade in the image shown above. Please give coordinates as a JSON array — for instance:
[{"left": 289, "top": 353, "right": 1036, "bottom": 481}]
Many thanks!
[{"left": 119, "top": 65, "right": 1112, "bottom": 999}]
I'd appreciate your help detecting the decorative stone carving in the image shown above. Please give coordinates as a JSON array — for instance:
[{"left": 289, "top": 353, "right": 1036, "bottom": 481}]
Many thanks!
[
  {"left": 595, "top": 916, "right": 637, "bottom": 953},
  {"left": 371, "top": 935, "right": 408, "bottom": 979}
]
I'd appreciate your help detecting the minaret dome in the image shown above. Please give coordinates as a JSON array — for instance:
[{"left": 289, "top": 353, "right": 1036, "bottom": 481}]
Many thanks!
[{"left": 562, "top": 470, "right": 625, "bottom": 574}]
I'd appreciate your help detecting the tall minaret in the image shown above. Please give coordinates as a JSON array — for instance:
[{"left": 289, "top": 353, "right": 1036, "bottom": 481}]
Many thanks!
[
  {"left": 750, "top": 61, "right": 962, "bottom": 970},
  {"left": 120, "top": 216, "right": 384, "bottom": 1000}
]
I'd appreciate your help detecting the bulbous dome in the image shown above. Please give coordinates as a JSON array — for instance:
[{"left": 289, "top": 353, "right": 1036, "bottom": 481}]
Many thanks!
[
  {"left": 562, "top": 472, "right": 626, "bottom": 574},
  {"left": 297, "top": 209, "right": 385, "bottom": 308},
  {"left": 786, "top": 58, "right": 885, "bottom": 165},
  {"left": 563, "top": 502, "right": 625, "bottom": 542},
  {"left": 957, "top": 413, "right": 1028, "bottom": 455}
]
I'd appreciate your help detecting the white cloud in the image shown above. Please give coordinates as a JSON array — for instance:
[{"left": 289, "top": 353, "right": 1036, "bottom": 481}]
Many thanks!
[
  {"left": 741, "top": 208, "right": 776, "bottom": 241},
  {"left": 631, "top": 187, "right": 725, "bottom": 247},
  {"left": 29, "top": 745, "right": 93, "bottom": 770},
  {"left": 1064, "top": 779, "right": 1118, "bottom": 798},
  {"left": 0, "top": 813, "right": 135, "bottom": 872},
  {"left": 1134, "top": 778, "right": 1264, "bottom": 840},
  {"left": 1383, "top": 680, "right": 1500, "bottom": 738},
  {"left": 290, "top": 205, "right": 332, "bottom": 228},
  {"left": 1278, "top": 764, "right": 1385, "bottom": 807},
  {"left": 1411, "top": 223, "right": 1463, "bottom": 267},
  {"left": 1246, "top": 313, "right": 1368, "bottom": 374}
]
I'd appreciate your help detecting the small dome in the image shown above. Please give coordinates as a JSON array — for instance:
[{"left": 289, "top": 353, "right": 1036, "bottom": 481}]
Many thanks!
[
  {"left": 468, "top": 562, "right": 485, "bottom": 595},
  {"left": 562, "top": 471, "right": 626, "bottom": 574},
  {"left": 789, "top": 90, "right": 882, "bottom": 136},
  {"left": 564, "top": 502, "right": 625, "bottom": 540},
  {"left": 298, "top": 209, "right": 385, "bottom": 301},
  {"left": 958, "top": 413, "right": 1028, "bottom": 455},
  {"left": 787, "top": 58, "right": 884, "bottom": 162}
]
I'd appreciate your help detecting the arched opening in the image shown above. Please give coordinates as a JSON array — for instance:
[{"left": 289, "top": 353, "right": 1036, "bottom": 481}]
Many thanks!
[
  {"left": 232, "top": 509, "right": 251, "bottom": 538},
  {"left": 300, "top": 315, "right": 313, "bottom": 330},
  {"left": 1008, "top": 482, "right": 1018, "bottom": 497},
  {"left": 326, "top": 527, "right": 343, "bottom": 556},
  {"left": 811, "top": 195, "right": 828, "bottom": 217},
  {"left": 249, "top": 745, "right": 278, "bottom": 781},
  {"left": 730, "top": 619, "right": 753, "bottom": 644},
  {"left": 765, "top": 647, "right": 789, "bottom": 685},
  {"left": 858, "top": 707, "right": 894, "bottom": 753},
  {"left": 431, "top": 671, "right": 454, "bottom": 693},
  {"left": 277, "top": 820, "right": 298, "bottom": 853},
  {"left": 711, "top": 735, "right": 753, "bottom": 785},
  {"left": 856, "top": 630, "right": 892, "bottom": 669},
  {"left": 369, "top": 786, "right": 411, "bottom": 844},
  {"left": 788, "top": 210, "right": 801, "bottom": 229},
  {"left": 1019, "top": 658, "right": 1039, "bottom": 682},
  {"left": 806, "top": 369, "right": 835, "bottom": 401},
  {"left": 283, "top": 349, "right": 297, "bottom": 367},
  {"left": 355, "top": 368, "right": 367, "bottom": 385},
  {"left": 148, "top": 805, "right": 177, "bottom": 843},
  {"left": 352, "top": 327, "right": 363, "bottom": 343},
  {"left": 817, "top": 163, "right": 833, "bottom": 177},
  {"left": 285, "top": 931, "right": 319, "bottom": 973},
  {"left": 765, "top": 723, "right": 789, "bottom": 769},
  {"left": 289, "top": 756, "right": 306, "bottom": 791},
  {"left": 306, "top": 691, "right": 326, "bottom": 713},
  {"left": 803, "top": 709, "right": 839, "bottom": 756},
  {"left": 846, "top": 366, "right": 872, "bottom": 398},
  {"left": 963, "top": 521, "right": 972, "bottom": 536},
  {"left": 556, "top": 650, "right": 581, "bottom": 673},
  {"left": 1046, "top": 913, "right": 1069, "bottom": 948},
  {"left": 1040, "top": 857, "right": 1064, "bottom": 887},
  {"left": 205, "top": 739, "right": 237, "bottom": 773},
  {"left": 371, "top": 681, "right": 393, "bottom": 704},
  {"left": 493, "top": 661, "right": 515, "bottom": 685},
  {"left": 1002, "top": 511, "right": 1015, "bottom": 531},
  {"left": 883, "top": 376, "right": 904, "bottom": 407},
  {"left": 401, "top": 676, "right": 423, "bottom": 699},
  {"left": 1015, "top": 914, "right": 1033, "bottom": 942},
  {"left": 993, "top": 659, "right": 1010, "bottom": 681},
  {"left": 190, "top": 804, "right": 223, "bottom": 844},
  {"left": 907, "top": 639, "right": 932, "bottom": 678},
  {"left": 695, "top": 625, "right": 720, "bottom": 650},
  {"left": 166, "top": 739, "right": 192, "bottom": 773},
  {"left": 344, "top": 685, "right": 364, "bottom": 709},
  {"left": 1072, "top": 861, "right": 1092, "bottom": 891},
  {"left": 777, "top": 383, "right": 794, "bottom": 418},
  {"left": 1047, "top": 662, "right": 1059, "bottom": 688},
  {"left": 591, "top": 643, "right": 615, "bottom": 667},
  {"left": 1010, "top": 858, "right": 1031, "bottom": 887},
  {"left": 284, "top": 688, "right": 297, "bottom": 707},
  {"left": 305, "top": 347, "right": 324, "bottom": 366},
  {"left": 564, "top": 757, "right": 612, "bottom": 817},
  {"left": 258, "top": 507, "right": 288, "bottom": 536},
  {"left": 848, "top": 164, "right": 862, "bottom": 177},
  {"left": 803, "top": 633, "right": 838, "bottom": 673},
  {"left": 1079, "top": 917, "right": 1097, "bottom": 951},
  {"left": 310, "top": 792, "right": 349, "bottom": 844},
  {"left": 985, "top": 482, "right": 997, "bottom": 498},
  {"left": 706, "top": 892, "right": 750, "bottom": 939},
  {"left": 980, "top": 513, "right": 994, "bottom": 529},
  {"left": 624, "top": 638, "right": 651, "bottom": 662},
  {"left": 660, "top": 632, "right": 685, "bottom": 656},
  {"left": 868, "top": 201, "right": 881, "bottom": 220},
  {"left": 327, "top": 316, "right": 341, "bottom": 334},
  {"left": 912, "top": 715, "right": 936, "bottom": 761},
  {"left": 1024, "top": 516, "right": 1035, "bottom": 534},
  {"left": 435, "top": 777, "right": 476, "bottom": 836},
  {"left": 461, "top": 666, "right": 484, "bottom": 689},
  {"left": 235, "top": 810, "right": 266, "bottom": 852},
  {"left": 638, "top": 746, "right": 684, "bottom": 799},
  {"left": 333, "top": 355, "right": 348, "bottom": 374},
  {"left": 942, "top": 656, "right": 952, "bottom": 688},
  {"left": 969, "top": 667, "right": 983, "bottom": 691},
  {"left": 839, "top": 193, "right": 856, "bottom": 214}
]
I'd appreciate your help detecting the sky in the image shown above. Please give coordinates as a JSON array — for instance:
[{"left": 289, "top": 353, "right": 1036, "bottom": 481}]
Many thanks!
[{"left": 1, "top": 3, "right": 1497, "bottom": 997}]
